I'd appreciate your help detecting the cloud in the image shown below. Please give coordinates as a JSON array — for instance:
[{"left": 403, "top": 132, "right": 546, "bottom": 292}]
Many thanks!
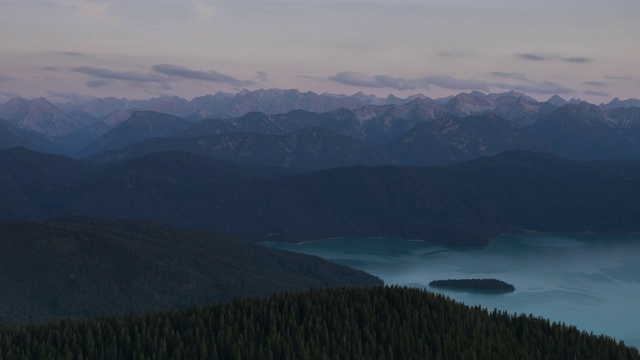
[
  {"left": 437, "top": 51, "right": 476, "bottom": 59},
  {"left": 584, "top": 90, "right": 610, "bottom": 97},
  {"left": 489, "top": 72, "right": 534, "bottom": 83},
  {"left": 86, "top": 79, "right": 110, "bottom": 88},
  {"left": 53, "top": 0, "right": 216, "bottom": 24},
  {"left": 419, "top": 75, "right": 493, "bottom": 91},
  {"left": 329, "top": 72, "right": 494, "bottom": 91},
  {"left": 151, "top": 64, "right": 252, "bottom": 87},
  {"left": 329, "top": 71, "right": 574, "bottom": 95},
  {"left": 53, "top": 51, "right": 90, "bottom": 57},
  {"left": 46, "top": 91, "right": 96, "bottom": 104},
  {"left": 328, "top": 71, "right": 423, "bottom": 90},
  {"left": 582, "top": 81, "right": 607, "bottom": 87},
  {"left": 40, "top": 66, "right": 59, "bottom": 71},
  {"left": 255, "top": 71, "right": 269, "bottom": 82},
  {"left": 499, "top": 81, "right": 575, "bottom": 95},
  {"left": 0, "top": 75, "right": 10, "bottom": 82},
  {"left": 0, "top": 91, "right": 23, "bottom": 103},
  {"left": 489, "top": 72, "right": 574, "bottom": 94},
  {"left": 563, "top": 57, "right": 592, "bottom": 63},
  {"left": 606, "top": 75, "right": 635, "bottom": 81},
  {"left": 514, "top": 53, "right": 593, "bottom": 63},
  {"left": 71, "top": 66, "right": 166, "bottom": 83},
  {"left": 515, "top": 53, "right": 551, "bottom": 61}
]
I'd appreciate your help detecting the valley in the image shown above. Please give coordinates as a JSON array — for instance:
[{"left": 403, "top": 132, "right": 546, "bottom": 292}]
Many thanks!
[{"left": 1, "top": 89, "right": 640, "bottom": 357}]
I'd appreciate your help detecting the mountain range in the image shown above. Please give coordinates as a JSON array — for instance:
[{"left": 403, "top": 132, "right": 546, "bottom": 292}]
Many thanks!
[{"left": 3, "top": 89, "right": 640, "bottom": 168}]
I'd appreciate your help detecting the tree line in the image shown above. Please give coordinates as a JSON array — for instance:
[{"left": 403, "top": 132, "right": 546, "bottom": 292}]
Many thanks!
[{"left": 0, "top": 286, "right": 637, "bottom": 359}]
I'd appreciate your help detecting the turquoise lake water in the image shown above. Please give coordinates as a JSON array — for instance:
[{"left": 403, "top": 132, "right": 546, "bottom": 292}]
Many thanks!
[{"left": 264, "top": 234, "right": 640, "bottom": 349}]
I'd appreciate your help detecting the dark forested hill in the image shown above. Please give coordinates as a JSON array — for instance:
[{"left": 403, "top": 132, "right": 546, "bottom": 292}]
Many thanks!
[
  {"left": 187, "top": 150, "right": 640, "bottom": 245},
  {"left": 0, "top": 217, "right": 381, "bottom": 322},
  {"left": 2, "top": 148, "right": 640, "bottom": 246},
  {"left": 77, "top": 111, "right": 192, "bottom": 157},
  {"left": 0, "top": 286, "right": 636, "bottom": 359}
]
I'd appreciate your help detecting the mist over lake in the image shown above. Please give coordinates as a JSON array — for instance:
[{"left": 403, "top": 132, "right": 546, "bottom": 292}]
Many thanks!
[{"left": 264, "top": 234, "right": 640, "bottom": 349}]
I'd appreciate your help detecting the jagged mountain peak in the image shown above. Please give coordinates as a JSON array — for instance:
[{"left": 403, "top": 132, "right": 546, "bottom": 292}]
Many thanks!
[
  {"left": 444, "top": 92, "right": 494, "bottom": 116},
  {"left": 546, "top": 95, "right": 567, "bottom": 106},
  {"left": 0, "top": 97, "right": 30, "bottom": 120},
  {"left": 0, "top": 97, "right": 91, "bottom": 137},
  {"left": 576, "top": 100, "right": 600, "bottom": 112},
  {"left": 78, "top": 111, "right": 192, "bottom": 157},
  {"left": 103, "top": 109, "right": 134, "bottom": 127}
]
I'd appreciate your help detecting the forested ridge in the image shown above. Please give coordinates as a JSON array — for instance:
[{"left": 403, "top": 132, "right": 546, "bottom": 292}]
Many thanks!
[
  {"left": 0, "top": 217, "right": 380, "bottom": 322},
  {"left": 0, "top": 287, "right": 636, "bottom": 360},
  {"left": 3, "top": 148, "right": 640, "bottom": 246}
]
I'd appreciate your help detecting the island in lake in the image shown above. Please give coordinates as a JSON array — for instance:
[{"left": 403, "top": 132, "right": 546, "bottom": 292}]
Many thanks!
[{"left": 429, "top": 279, "right": 515, "bottom": 293}]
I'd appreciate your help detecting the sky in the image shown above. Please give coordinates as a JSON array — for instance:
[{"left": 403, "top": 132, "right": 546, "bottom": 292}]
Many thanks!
[{"left": 1, "top": 0, "right": 640, "bottom": 104}]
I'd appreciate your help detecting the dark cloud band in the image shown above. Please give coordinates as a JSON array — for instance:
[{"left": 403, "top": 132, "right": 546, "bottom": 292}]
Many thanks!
[
  {"left": 514, "top": 53, "right": 593, "bottom": 63},
  {"left": 71, "top": 66, "right": 166, "bottom": 83},
  {"left": 151, "top": 64, "right": 253, "bottom": 87},
  {"left": 329, "top": 71, "right": 574, "bottom": 95}
]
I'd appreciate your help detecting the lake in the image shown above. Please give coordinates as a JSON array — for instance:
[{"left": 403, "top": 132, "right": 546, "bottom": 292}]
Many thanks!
[{"left": 264, "top": 234, "right": 640, "bottom": 349}]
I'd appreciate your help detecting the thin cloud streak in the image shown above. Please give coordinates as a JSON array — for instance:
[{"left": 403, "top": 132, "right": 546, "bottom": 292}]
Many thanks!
[
  {"left": 151, "top": 64, "right": 253, "bottom": 87},
  {"left": 329, "top": 71, "right": 575, "bottom": 95},
  {"left": 328, "top": 71, "right": 422, "bottom": 90},
  {"left": 563, "top": 57, "right": 592, "bottom": 64},
  {"left": 86, "top": 79, "right": 110, "bottom": 88},
  {"left": 71, "top": 66, "right": 167, "bottom": 83},
  {"left": 47, "top": 90, "right": 96, "bottom": 103},
  {"left": 54, "top": 51, "right": 91, "bottom": 57},
  {"left": 514, "top": 53, "right": 593, "bottom": 63},
  {"left": 489, "top": 72, "right": 535, "bottom": 83},
  {"left": 606, "top": 75, "right": 635, "bottom": 81},
  {"left": 584, "top": 90, "right": 610, "bottom": 97},
  {"left": 582, "top": 81, "right": 607, "bottom": 87},
  {"left": 255, "top": 71, "right": 269, "bottom": 82},
  {"left": 499, "top": 81, "right": 575, "bottom": 95},
  {"left": 515, "top": 53, "right": 550, "bottom": 61},
  {"left": 419, "top": 76, "right": 493, "bottom": 91}
]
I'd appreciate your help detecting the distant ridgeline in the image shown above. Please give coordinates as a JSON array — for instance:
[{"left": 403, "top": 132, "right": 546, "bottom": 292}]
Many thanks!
[
  {"left": 0, "top": 287, "right": 636, "bottom": 359},
  {"left": 429, "top": 279, "right": 516, "bottom": 292}
]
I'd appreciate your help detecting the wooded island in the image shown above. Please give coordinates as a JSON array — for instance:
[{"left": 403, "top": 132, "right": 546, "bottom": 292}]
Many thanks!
[{"left": 429, "top": 279, "right": 516, "bottom": 292}]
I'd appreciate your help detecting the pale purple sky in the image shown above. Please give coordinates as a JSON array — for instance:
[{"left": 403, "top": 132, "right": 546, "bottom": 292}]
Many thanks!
[{"left": 1, "top": 0, "right": 639, "bottom": 104}]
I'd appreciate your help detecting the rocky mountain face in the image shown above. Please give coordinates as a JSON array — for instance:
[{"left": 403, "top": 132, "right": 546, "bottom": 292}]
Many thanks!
[
  {"left": 600, "top": 97, "right": 640, "bottom": 111},
  {"left": 77, "top": 111, "right": 193, "bottom": 157},
  {"left": 3, "top": 90, "right": 640, "bottom": 167},
  {"left": 386, "top": 113, "right": 551, "bottom": 166},
  {"left": 528, "top": 102, "right": 640, "bottom": 160},
  {"left": 55, "top": 88, "right": 640, "bottom": 120},
  {"left": 88, "top": 127, "right": 394, "bottom": 169},
  {"left": 0, "top": 97, "right": 94, "bottom": 137},
  {"left": 606, "top": 106, "right": 640, "bottom": 128},
  {"left": 0, "top": 118, "right": 69, "bottom": 154}
]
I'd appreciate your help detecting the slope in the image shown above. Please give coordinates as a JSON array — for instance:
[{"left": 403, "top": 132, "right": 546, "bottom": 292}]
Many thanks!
[
  {"left": 0, "top": 286, "right": 636, "bottom": 359},
  {"left": 0, "top": 217, "right": 381, "bottom": 322},
  {"left": 3, "top": 148, "right": 640, "bottom": 246},
  {"left": 78, "top": 111, "right": 192, "bottom": 156},
  {"left": 386, "top": 113, "right": 551, "bottom": 166}
]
